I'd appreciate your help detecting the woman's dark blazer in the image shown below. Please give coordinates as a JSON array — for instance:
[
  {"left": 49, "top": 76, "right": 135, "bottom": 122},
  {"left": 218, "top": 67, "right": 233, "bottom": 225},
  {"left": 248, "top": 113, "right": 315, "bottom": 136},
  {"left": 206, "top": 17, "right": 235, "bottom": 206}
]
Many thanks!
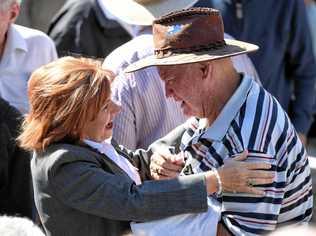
[{"left": 31, "top": 140, "right": 208, "bottom": 236}]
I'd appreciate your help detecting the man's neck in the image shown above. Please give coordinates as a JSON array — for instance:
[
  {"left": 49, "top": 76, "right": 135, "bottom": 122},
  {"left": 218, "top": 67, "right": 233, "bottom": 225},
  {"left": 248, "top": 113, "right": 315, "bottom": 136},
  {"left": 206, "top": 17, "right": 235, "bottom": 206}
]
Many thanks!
[{"left": 205, "top": 70, "right": 241, "bottom": 126}]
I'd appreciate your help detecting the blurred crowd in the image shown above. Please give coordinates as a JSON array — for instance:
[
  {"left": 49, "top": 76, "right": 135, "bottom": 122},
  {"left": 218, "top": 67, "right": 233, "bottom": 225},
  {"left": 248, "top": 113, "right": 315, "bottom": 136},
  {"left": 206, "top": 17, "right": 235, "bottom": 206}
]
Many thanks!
[{"left": 1, "top": 0, "right": 316, "bottom": 235}]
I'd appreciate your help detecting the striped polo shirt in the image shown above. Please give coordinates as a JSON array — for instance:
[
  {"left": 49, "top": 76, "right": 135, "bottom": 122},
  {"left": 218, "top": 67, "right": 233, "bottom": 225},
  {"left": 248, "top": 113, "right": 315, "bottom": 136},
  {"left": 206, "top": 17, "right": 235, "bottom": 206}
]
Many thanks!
[{"left": 180, "top": 75, "right": 313, "bottom": 235}]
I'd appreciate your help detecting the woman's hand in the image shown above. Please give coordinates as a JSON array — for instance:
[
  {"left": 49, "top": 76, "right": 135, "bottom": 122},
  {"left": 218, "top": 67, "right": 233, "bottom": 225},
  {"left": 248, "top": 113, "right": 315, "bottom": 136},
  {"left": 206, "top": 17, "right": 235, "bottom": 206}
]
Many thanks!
[
  {"left": 150, "top": 151, "right": 184, "bottom": 180},
  {"left": 217, "top": 150, "right": 274, "bottom": 195}
]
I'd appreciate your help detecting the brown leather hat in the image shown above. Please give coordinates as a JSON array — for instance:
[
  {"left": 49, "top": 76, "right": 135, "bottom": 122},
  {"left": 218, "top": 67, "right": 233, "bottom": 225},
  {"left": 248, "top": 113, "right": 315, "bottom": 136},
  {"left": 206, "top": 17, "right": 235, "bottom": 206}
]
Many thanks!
[{"left": 125, "top": 8, "right": 259, "bottom": 73}]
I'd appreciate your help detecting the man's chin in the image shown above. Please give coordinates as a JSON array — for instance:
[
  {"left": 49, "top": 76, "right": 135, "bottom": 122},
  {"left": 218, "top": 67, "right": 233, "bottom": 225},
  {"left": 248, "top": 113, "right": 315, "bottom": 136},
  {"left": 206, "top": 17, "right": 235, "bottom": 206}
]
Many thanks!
[
  {"left": 181, "top": 107, "right": 195, "bottom": 117},
  {"left": 182, "top": 107, "right": 203, "bottom": 118}
]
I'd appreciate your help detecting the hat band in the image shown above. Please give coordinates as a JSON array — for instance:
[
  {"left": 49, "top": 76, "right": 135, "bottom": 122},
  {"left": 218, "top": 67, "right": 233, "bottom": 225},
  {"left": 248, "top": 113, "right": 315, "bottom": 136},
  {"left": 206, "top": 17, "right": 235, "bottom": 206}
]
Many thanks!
[
  {"left": 154, "top": 40, "right": 226, "bottom": 58},
  {"left": 154, "top": 40, "right": 226, "bottom": 59}
]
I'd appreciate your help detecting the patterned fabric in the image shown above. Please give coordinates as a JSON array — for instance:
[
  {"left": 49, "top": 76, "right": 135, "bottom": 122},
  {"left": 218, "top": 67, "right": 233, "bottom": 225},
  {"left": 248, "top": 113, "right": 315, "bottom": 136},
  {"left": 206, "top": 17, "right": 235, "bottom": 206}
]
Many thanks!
[
  {"left": 180, "top": 75, "right": 313, "bottom": 235},
  {"left": 105, "top": 34, "right": 187, "bottom": 150}
]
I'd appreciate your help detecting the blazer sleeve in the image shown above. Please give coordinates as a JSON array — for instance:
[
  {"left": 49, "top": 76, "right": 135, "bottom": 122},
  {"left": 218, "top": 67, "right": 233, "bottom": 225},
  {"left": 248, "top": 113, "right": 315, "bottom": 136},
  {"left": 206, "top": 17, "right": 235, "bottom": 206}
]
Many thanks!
[
  {"left": 149, "top": 122, "right": 187, "bottom": 154},
  {"left": 48, "top": 149, "right": 208, "bottom": 222},
  {"left": 112, "top": 122, "right": 188, "bottom": 181},
  {"left": 112, "top": 139, "right": 152, "bottom": 181}
]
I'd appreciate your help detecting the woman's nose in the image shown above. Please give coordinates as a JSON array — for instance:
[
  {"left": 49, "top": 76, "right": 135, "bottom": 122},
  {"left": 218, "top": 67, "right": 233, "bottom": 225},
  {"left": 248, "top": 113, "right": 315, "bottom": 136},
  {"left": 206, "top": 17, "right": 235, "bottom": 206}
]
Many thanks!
[{"left": 111, "top": 101, "right": 121, "bottom": 116}]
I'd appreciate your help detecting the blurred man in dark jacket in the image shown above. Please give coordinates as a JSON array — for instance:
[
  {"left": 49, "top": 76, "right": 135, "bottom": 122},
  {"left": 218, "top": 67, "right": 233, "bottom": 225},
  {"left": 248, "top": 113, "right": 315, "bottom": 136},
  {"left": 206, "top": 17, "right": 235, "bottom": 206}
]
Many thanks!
[
  {"left": 0, "top": 98, "right": 33, "bottom": 219},
  {"left": 48, "top": 0, "right": 131, "bottom": 58}
]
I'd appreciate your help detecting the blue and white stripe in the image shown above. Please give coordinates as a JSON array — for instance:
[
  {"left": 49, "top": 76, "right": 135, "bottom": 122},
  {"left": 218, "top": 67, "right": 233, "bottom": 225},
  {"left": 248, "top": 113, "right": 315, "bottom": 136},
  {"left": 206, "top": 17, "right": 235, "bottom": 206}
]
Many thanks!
[{"left": 180, "top": 76, "right": 313, "bottom": 235}]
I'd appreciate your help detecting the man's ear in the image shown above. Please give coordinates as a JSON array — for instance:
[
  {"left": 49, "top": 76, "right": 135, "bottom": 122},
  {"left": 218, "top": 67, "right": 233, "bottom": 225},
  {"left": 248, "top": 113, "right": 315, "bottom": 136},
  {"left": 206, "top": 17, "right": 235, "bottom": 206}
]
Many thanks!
[
  {"left": 9, "top": 3, "right": 20, "bottom": 23},
  {"left": 200, "top": 62, "right": 212, "bottom": 80}
]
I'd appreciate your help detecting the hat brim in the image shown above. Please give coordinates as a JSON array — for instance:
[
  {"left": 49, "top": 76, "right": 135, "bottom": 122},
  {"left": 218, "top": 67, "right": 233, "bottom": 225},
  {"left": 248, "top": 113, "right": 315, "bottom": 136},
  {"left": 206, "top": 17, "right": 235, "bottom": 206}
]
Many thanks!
[
  {"left": 103, "top": 0, "right": 199, "bottom": 26},
  {"left": 125, "top": 39, "right": 259, "bottom": 73}
]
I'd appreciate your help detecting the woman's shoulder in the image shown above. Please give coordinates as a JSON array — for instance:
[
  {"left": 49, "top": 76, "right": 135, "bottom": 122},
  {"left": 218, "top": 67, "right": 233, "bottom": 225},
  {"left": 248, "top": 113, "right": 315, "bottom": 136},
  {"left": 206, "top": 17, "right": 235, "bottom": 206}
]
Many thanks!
[
  {"left": 39, "top": 142, "right": 94, "bottom": 157},
  {"left": 33, "top": 143, "right": 101, "bottom": 172}
]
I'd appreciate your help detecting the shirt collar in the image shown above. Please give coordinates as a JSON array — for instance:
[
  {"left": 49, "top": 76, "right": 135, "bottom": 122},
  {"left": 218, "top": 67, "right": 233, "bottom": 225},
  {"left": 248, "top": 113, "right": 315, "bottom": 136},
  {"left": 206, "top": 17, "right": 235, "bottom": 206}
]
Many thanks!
[
  {"left": 83, "top": 138, "right": 142, "bottom": 185},
  {"left": 83, "top": 138, "right": 112, "bottom": 153},
  {"left": 6, "top": 24, "right": 28, "bottom": 53},
  {"left": 83, "top": 139, "right": 103, "bottom": 151},
  {"left": 200, "top": 74, "right": 253, "bottom": 141}
]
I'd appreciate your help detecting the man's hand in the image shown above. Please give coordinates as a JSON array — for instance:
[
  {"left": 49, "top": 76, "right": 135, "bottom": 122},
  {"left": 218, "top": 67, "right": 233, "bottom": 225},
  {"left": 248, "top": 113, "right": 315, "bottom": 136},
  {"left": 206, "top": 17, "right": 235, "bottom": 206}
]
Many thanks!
[
  {"left": 150, "top": 151, "right": 184, "bottom": 180},
  {"left": 218, "top": 150, "right": 275, "bottom": 195}
]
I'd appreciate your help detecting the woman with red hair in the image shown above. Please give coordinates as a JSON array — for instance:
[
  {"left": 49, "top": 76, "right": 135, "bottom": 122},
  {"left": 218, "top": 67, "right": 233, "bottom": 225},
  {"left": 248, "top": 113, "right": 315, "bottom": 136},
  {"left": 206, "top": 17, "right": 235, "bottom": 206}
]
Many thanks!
[{"left": 18, "top": 56, "right": 273, "bottom": 236}]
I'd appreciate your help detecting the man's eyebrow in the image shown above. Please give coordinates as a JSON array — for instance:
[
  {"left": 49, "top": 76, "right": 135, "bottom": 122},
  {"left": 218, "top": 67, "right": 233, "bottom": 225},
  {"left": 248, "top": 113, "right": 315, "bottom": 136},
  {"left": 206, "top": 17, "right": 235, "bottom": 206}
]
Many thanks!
[{"left": 163, "top": 75, "right": 176, "bottom": 82}]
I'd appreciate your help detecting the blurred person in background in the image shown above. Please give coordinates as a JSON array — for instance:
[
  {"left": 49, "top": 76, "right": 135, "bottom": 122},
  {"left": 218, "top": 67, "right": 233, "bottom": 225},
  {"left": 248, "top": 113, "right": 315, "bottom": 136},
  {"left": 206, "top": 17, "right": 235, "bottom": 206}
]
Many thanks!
[
  {"left": 0, "top": 0, "right": 57, "bottom": 114},
  {"left": 0, "top": 98, "right": 33, "bottom": 220},
  {"left": 48, "top": 0, "right": 131, "bottom": 58},
  {"left": 16, "top": 0, "right": 66, "bottom": 32},
  {"left": 305, "top": 0, "right": 316, "bottom": 141},
  {"left": 103, "top": 0, "right": 260, "bottom": 150},
  {"left": 0, "top": 0, "right": 56, "bottom": 221},
  {"left": 0, "top": 215, "right": 45, "bottom": 236},
  {"left": 305, "top": 0, "right": 316, "bottom": 59},
  {"left": 197, "top": 0, "right": 316, "bottom": 146}
]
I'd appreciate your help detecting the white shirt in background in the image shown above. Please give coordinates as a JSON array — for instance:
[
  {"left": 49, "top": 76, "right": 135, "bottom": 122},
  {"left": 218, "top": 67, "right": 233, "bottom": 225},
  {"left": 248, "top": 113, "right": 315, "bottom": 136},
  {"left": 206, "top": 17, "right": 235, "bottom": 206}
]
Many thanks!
[{"left": 0, "top": 24, "right": 57, "bottom": 114}]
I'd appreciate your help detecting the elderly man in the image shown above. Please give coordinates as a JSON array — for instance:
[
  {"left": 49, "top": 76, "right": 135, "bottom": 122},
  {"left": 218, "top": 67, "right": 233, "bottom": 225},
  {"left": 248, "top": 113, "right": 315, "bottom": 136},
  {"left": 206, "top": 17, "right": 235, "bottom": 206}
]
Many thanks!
[
  {"left": 103, "top": 0, "right": 260, "bottom": 150},
  {"left": 0, "top": 0, "right": 57, "bottom": 114},
  {"left": 126, "top": 8, "right": 313, "bottom": 235}
]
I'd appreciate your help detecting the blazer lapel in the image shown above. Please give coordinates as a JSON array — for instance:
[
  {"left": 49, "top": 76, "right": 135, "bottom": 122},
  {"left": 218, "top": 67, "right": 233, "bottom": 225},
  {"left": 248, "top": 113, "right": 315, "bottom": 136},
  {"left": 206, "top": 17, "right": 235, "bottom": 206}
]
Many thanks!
[{"left": 80, "top": 142, "right": 133, "bottom": 179}]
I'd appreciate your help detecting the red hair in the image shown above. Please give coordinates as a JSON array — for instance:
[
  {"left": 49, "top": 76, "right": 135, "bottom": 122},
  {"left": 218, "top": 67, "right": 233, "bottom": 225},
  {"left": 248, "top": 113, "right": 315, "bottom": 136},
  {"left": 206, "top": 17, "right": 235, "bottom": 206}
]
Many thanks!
[{"left": 18, "top": 56, "right": 114, "bottom": 152}]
